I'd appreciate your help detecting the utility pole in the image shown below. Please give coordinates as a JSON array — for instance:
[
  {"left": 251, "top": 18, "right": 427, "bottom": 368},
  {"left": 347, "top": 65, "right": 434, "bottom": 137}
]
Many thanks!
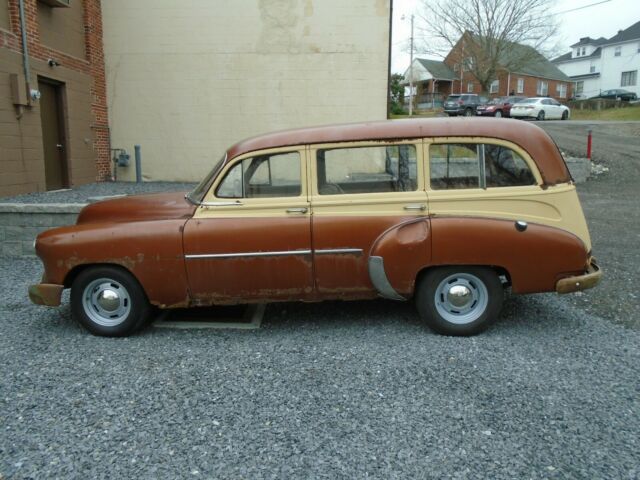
[{"left": 409, "top": 14, "right": 414, "bottom": 116}]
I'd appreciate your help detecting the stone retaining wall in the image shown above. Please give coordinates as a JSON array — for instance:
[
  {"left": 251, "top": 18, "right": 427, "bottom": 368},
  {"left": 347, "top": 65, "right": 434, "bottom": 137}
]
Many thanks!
[{"left": 0, "top": 204, "right": 85, "bottom": 257}]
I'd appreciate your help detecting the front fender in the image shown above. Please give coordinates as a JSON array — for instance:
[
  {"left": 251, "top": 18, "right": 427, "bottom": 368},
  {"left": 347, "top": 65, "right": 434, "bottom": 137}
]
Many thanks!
[{"left": 36, "top": 219, "right": 190, "bottom": 308}]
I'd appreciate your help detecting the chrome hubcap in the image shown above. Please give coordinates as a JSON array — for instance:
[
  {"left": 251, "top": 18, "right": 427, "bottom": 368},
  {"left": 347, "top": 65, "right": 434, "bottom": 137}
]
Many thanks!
[
  {"left": 434, "top": 273, "right": 488, "bottom": 325},
  {"left": 447, "top": 285, "right": 472, "bottom": 308},
  {"left": 82, "top": 278, "right": 131, "bottom": 327}
]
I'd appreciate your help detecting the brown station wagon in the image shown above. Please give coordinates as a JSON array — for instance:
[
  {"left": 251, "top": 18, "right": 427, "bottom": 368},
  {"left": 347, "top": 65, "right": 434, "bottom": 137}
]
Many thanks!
[{"left": 29, "top": 118, "right": 601, "bottom": 337}]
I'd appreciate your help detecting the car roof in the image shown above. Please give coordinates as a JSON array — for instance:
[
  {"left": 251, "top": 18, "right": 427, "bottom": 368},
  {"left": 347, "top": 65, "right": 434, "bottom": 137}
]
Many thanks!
[{"left": 226, "top": 118, "right": 570, "bottom": 186}]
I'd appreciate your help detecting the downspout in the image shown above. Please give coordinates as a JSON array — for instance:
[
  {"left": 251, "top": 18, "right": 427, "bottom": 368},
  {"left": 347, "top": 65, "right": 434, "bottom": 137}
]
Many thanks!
[{"left": 18, "top": 0, "right": 32, "bottom": 103}]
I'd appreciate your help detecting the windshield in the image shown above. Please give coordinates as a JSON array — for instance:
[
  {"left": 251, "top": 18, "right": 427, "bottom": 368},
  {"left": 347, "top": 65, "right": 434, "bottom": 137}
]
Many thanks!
[
  {"left": 489, "top": 97, "right": 506, "bottom": 105},
  {"left": 186, "top": 153, "right": 227, "bottom": 204}
]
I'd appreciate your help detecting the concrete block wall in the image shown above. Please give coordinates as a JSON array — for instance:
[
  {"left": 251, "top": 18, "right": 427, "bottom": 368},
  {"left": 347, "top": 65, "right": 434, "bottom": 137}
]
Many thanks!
[{"left": 0, "top": 204, "right": 84, "bottom": 257}]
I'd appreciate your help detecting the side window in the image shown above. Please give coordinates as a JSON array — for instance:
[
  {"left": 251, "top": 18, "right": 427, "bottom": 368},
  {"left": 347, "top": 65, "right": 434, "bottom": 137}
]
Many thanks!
[
  {"left": 484, "top": 145, "right": 536, "bottom": 187},
  {"left": 429, "top": 143, "right": 536, "bottom": 190},
  {"left": 317, "top": 145, "right": 417, "bottom": 195},
  {"left": 216, "top": 152, "right": 301, "bottom": 198},
  {"left": 429, "top": 144, "right": 480, "bottom": 189}
]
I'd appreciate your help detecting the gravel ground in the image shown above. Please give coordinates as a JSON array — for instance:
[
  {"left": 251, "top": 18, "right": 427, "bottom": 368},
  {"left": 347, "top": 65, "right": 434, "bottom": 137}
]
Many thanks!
[
  {"left": 1, "top": 122, "right": 640, "bottom": 478},
  {"left": 539, "top": 121, "right": 640, "bottom": 328},
  {"left": 0, "top": 182, "right": 196, "bottom": 204},
  {"left": 1, "top": 256, "right": 639, "bottom": 479}
]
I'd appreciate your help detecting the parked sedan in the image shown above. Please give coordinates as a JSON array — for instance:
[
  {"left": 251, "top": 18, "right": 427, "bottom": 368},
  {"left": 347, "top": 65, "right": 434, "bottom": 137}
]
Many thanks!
[
  {"left": 591, "top": 89, "right": 637, "bottom": 101},
  {"left": 510, "top": 97, "right": 570, "bottom": 121},
  {"left": 476, "top": 96, "right": 527, "bottom": 118}
]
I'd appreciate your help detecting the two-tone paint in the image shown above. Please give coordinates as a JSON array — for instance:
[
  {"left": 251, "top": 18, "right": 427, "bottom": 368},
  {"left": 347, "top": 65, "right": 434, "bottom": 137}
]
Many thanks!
[{"left": 30, "top": 118, "right": 600, "bottom": 309}]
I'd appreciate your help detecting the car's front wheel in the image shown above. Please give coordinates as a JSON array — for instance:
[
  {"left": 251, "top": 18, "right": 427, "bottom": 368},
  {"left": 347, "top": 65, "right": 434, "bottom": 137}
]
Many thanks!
[
  {"left": 415, "top": 266, "right": 503, "bottom": 336},
  {"left": 71, "top": 266, "right": 152, "bottom": 337},
  {"left": 561, "top": 110, "right": 569, "bottom": 120}
]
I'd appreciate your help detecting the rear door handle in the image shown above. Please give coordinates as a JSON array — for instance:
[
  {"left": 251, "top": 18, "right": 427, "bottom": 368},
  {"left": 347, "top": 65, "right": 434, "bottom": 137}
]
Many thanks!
[
  {"left": 286, "top": 207, "right": 308, "bottom": 214},
  {"left": 404, "top": 204, "right": 426, "bottom": 211}
]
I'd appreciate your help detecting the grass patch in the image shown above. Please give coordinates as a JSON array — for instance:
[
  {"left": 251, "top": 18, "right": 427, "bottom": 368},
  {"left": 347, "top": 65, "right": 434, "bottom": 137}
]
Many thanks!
[
  {"left": 390, "top": 110, "right": 443, "bottom": 119},
  {"left": 570, "top": 105, "right": 640, "bottom": 121}
]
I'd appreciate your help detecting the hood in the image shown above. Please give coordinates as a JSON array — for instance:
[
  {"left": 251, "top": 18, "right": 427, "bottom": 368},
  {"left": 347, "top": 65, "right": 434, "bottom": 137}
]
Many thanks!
[{"left": 76, "top": 191, "right": 197, "bottom": 225}]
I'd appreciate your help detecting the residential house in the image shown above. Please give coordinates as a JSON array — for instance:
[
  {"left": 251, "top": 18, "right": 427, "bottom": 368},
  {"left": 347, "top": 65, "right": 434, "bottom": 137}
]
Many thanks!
[
  {"left": 553, "top": 20, "right": 640, "bottom": 99},
  {"left": 0, "top": 0, "right": 109, "bottom": 196},
  {"left": 403, "top": 33, "right": 572, "bottom": 107},
  {"left": 401, "top": 58, "right": 456, "bottom": 108},
  {"left": 444, "top": 33, "right": 571, "bottom": 100}
]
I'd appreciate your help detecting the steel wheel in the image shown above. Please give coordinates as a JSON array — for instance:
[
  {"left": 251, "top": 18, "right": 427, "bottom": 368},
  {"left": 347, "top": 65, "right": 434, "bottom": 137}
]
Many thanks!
[
  {"left": 71, "top": 266, "right": 151, "bottom": 336},
  {"left": 433, "top": 273, "right": 488, "bottom": 325},
  {"left": 82, "top": 278, "right": 131, "bottom": 327},
  {"left": 416, "top": 266, "right": 503, "bottom": 336}
]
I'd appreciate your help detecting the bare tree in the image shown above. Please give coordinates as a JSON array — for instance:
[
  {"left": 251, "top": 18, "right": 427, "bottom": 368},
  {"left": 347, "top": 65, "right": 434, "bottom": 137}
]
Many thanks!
[{"left": 417, "top": 0, "right": 560, "bottom": 93}]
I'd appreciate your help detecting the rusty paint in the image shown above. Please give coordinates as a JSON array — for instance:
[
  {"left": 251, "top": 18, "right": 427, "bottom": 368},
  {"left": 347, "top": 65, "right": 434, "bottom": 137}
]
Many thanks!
[{"left": 28, "top": 283, "right": 64, "bottom": 307}]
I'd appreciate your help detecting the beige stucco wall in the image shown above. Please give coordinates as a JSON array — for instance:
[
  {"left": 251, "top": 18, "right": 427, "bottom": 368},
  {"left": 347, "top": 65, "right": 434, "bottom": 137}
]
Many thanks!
[{"left": 101, "top": 0, "right": 391, "bottom": 182}]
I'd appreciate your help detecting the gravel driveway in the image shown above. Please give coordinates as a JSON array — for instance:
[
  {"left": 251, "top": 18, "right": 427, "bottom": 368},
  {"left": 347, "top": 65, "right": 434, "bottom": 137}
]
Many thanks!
[{"left": 1, "top": 122, "right": 640, "bottom": 478}]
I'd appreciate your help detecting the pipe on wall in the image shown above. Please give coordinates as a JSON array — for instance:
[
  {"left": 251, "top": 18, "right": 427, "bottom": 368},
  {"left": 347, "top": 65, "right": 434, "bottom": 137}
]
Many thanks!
[{"left": 18, "top": 0, "right": 32, "bottom": 101}]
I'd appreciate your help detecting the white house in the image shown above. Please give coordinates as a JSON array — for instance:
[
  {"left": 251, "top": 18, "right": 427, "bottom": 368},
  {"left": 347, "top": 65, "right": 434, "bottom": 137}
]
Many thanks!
[{"left": 553, "top": 20, "right": 640, "bottom": 98}]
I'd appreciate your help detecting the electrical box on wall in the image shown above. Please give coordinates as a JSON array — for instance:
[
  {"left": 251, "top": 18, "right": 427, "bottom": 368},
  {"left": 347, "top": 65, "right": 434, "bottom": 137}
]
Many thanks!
[
  {"left": 38, "top": 0, "right": 71, "bottom": 7},
  {"left": 9, "top": 74, "right": 28, "bottom": 106}
]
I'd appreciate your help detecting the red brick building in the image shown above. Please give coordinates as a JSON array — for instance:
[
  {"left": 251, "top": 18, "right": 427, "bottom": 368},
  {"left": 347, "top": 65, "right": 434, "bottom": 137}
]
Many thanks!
[
  {"left": 0, "top": 0, "right": 109, "bottom": 196},
  {"left": 403, "top": 33, "right": 572, "bottom": 108}
]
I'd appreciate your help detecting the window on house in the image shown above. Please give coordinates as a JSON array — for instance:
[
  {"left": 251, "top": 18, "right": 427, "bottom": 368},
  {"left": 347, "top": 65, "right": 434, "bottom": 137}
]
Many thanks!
[
  {"left": 464, "top": 57, "right": 474, "bottom": 69},
  {"left": 317, "top": 145, "right": 417, "bottom": 195},
  {"left": 216, "top": 152, "right": 301, "bottom": 198},
  {"left": 575, "top": 49, "right": 581, "bottom": 57},
  {"left": 614, "top": 46, "right": 621, "bottom": 56},
  {"left": 581, "top": 47, "right": 586, "bottom": 56},
  {"left": 621, "top": 70, "right": 637, "bottom": 87},
  {"left": 576, "top": 81, "right": 584, "bottom": 94},
  {"left": 556, "top": 83, "right": 567, "bottom": 98},
  {"left": 536, "top": 80, "right": 548, "bottom": 96},
  {"left": 490, "top": 80, "right": 499, "bottom": 94},
  {"left": 429, "top": 143, "right": 536, "bottom": 190},
  {"left": 467, "top": 82, "right": 474, "bottom": 93},
  {"left": 590, "top": 65, "right": 596, "bottom": 73},
  {"left": 517, "top": 78, "right": 524, "bottom": 93}
]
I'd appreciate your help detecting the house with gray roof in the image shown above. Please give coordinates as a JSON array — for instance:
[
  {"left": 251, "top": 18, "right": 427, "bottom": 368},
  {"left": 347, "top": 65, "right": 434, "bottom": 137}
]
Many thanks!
[
  {"left": 553, "top": 20, "right": 640, "bottom": 98},
  {"left": 402, "top": 32, "right": 572, "bottom": 110}
]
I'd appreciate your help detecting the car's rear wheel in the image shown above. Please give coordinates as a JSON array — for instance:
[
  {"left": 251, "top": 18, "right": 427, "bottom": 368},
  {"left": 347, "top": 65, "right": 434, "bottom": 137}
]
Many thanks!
[
  {"left": 464, "top": 108, "right": 474, "bottom": 117},
  {"left": 494, "top": 110, "right": 503, "bottom": 118},
  {"left": 561, "top": 110, "right": 569, "bottom": 120},
  {"left": 415, "top": 266, "right": 503, "bottom": 336},
  {"left": 536, "top": 110, "right": 546, "bottom": 121},
  {"left": 71, "top": 266, "right": 151, "bottom": 337}
]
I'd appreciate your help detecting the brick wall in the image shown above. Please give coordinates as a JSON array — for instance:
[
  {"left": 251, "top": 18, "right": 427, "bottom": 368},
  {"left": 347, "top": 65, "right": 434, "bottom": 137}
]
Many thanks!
[{"left": 0, "top": 0, "right": 110, "bottom": 197}]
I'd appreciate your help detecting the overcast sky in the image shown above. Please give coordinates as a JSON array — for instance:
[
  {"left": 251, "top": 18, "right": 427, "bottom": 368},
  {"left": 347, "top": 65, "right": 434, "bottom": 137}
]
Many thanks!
[{"left": 391, "top": 0, "right": 639, "bottom": 73}]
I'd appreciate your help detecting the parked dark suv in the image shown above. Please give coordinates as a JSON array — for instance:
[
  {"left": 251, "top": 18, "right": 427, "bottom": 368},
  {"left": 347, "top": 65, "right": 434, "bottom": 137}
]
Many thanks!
[{"left": 444, "top": 94, "right": 489, "bottom": 116}]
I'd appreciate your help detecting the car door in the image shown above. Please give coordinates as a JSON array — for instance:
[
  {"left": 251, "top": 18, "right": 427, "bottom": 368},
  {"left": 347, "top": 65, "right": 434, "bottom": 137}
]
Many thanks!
[
  {"left": 183, "top": 147, "right": 313, "bottom": 304},
  {"left": 309, "top": 141, "right": 430, "bottom": 300}
]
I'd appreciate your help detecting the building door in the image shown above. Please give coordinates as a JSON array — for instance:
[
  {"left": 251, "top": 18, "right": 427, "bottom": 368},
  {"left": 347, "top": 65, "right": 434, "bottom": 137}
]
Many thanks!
[{"left": 38, "top": 79, "right": 68, "bottom": 190}]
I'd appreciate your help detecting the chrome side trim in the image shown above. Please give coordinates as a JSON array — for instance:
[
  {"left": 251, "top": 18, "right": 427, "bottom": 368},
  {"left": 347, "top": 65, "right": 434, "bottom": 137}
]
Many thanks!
[
  {"left": 368, "top": 256, "right": 406, "bottom": 301},
  {"left": 185, "top": 249, "right": 312, "bottom": 260},
  {"left": 314, "top": 248, "right": 363, "bottom": 255}
]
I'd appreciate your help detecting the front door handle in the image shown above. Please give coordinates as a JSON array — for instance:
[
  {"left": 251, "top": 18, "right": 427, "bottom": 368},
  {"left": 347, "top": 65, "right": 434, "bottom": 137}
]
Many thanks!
[
  {"left": 404, "top": 204, "right": 426, "bottom": 211},
  {"left": 286, "top": 207, "right": 308, "bottom": 214}
]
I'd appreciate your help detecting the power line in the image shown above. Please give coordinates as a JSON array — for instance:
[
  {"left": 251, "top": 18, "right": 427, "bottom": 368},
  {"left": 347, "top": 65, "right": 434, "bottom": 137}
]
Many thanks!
[{"left": 553, "top": 0, "right": 611, "bottom": 15}]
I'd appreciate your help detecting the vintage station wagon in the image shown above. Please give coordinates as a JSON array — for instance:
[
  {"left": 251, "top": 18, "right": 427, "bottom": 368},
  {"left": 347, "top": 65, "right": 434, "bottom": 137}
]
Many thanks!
[{"left": 29, "top": 118, "right": 601, "bottom": 336}]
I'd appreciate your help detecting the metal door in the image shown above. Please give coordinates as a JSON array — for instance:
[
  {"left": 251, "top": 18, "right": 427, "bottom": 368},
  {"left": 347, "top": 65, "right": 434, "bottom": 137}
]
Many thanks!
[{"left": 38, "top": 79, "right": 68, "bottom": 190}]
